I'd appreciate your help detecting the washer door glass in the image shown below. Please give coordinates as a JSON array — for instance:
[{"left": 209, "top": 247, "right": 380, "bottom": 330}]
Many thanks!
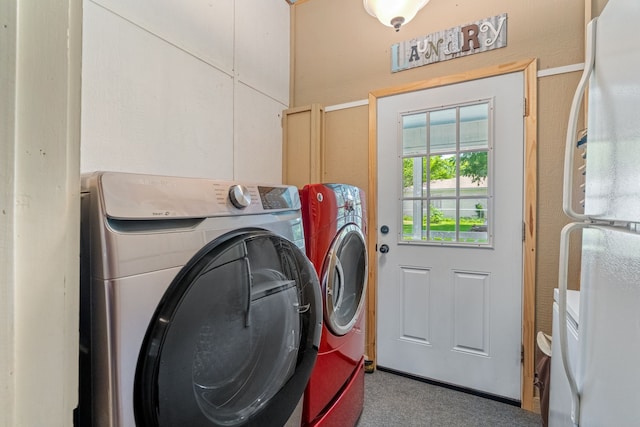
[
  {"left": 323, "top": 223, "right": 368, "bottom": 336},
  {"left": 134, "top": 230, "right": 321, "bottom": 427}
]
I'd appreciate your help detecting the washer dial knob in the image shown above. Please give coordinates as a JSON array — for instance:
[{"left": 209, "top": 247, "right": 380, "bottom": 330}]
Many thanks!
[{"left": 229, "top": 185, "right": 251, "bottom": 209}]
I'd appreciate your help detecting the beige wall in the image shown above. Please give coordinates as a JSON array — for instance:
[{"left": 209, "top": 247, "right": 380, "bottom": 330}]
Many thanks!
[
  {"left": 324, "top": 107, "right": 370, "bottom": 191},
  {"left": 292, "top": 0, "right": 585, "bottom": 106},
  {"left": 291, "top": 0, "right": 595, "bottom": 348}
]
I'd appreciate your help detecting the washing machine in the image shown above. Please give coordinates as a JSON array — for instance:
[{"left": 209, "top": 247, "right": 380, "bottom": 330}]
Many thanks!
[
  {"left": 77, "top": 172, "right": 322, "bottom": 427},
  {"left": 299, "top": 183, "right": 368, "bottom": 427}
]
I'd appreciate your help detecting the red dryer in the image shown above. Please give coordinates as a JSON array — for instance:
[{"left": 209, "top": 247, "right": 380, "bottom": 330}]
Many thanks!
[{"left": 300, "top": 183, "right": 368, "bottom": 427}]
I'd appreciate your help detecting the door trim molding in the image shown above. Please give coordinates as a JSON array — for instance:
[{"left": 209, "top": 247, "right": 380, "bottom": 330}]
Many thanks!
[{"left": 366, "top": 58, "right": 538, "bottom": 411}]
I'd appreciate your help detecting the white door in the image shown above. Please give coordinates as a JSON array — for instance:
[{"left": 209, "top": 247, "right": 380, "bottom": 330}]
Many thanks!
[{"left": 376, "top": 72, "right": 524, "bottom": 400}]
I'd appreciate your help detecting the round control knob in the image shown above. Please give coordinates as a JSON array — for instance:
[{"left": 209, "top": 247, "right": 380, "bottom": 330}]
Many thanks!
[{"left": 229, "top": 185, "right": 251, "bottom": 209}]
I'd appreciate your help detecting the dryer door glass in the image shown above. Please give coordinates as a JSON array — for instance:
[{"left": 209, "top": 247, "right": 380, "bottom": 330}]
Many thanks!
[
  {"left": 324, "top": 223, "right": 368, "bottom": 336},
  {"left": 134, "top": 230, "right": 321, "bottom": 427}
]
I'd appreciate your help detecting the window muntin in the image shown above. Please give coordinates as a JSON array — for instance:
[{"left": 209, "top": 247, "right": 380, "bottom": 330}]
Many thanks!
[{"left": 400, "top": 101, "right": 492, "bottom": 246}]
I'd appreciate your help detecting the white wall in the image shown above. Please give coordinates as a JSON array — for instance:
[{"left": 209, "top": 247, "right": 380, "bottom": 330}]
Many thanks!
[
  {"left": 81, "top": 0, "right": 290, "bottom": 183},
  {"left": 1, "top": 0, "right": 82, "bottom": 426},
  {"left": 0, "top": 2, "right": 288, "bottom": 425}
]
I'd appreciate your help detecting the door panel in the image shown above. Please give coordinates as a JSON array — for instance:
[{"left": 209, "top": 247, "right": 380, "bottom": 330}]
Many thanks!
[
  {"left": 452, "top": 271, "right": 489, "bottom": 355},
  {"left": 376, "top": 72, "right": 524, "bottom": 400},
  {"left": 401, "top": 267, "right": 431, "bottom": 343}
]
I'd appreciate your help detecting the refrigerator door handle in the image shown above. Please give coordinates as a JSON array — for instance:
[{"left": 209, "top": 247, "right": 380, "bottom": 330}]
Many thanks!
[
  {"left": 563, "top": 18, "right": 597, "bottom": 221},
  {"left": 559, "top": 222, "right": 626, "bottom": 426},
  {"left": 558, "top": 222, "right": 585, "bottom": 427}
]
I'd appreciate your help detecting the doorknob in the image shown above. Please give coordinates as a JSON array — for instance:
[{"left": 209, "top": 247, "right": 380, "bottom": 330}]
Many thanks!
[
  {"left": 379, "top": 244, "right": 390, "bottom": 254},
  {"left": 380, "top": 225, "right": 389, "bottom": 234}
]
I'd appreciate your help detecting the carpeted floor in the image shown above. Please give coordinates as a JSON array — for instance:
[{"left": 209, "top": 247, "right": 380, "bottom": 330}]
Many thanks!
[{"left": 357, "top": 369, "right": 542, "bottom": 427}]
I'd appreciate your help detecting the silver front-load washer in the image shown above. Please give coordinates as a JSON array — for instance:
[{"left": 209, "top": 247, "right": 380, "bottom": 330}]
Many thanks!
[{"left": 77, "top": 172, "right": 322, "bottom": 427}]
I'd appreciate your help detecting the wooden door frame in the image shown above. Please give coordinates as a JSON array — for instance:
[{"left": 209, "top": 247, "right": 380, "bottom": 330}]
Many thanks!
[{"left": 366, "top": 58, "right": 538, "bottom": 411}]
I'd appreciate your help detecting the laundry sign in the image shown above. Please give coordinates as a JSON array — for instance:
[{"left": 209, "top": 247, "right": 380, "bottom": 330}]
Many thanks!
[{"left": 391, "top": 13, "right": 507, "bottom": 73}]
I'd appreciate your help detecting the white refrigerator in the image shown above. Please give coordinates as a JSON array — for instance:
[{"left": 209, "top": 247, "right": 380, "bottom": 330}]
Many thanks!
[
  {"left": 550, "top": 0, "right": 640, "bottom": 426},
  {"left": 549, "top": 0, "right": 640, "bottom": 427}
]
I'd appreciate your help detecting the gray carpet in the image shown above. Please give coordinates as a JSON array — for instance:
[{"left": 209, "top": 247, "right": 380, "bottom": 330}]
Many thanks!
[{"left": 357, "top": 369, "right": 542, "bottom": 427}]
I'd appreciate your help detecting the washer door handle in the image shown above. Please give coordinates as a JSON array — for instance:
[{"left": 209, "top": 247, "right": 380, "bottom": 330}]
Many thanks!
[
  {"left": 294, "top": 303, "right": 311, "bottom": 313},
  {"left": 244, "top": 249, "right": 252, "bottom": 327}
]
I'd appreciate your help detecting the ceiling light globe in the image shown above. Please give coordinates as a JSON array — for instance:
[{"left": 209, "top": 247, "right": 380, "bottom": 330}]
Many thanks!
[{"left": 363, "top": 0, "right": 430, "bottom": 31}]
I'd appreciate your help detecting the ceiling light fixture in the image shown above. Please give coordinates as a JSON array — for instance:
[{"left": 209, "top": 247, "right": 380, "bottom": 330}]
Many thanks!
[{"left": 363, "top": 0, "right": 430, "bottom": 32}]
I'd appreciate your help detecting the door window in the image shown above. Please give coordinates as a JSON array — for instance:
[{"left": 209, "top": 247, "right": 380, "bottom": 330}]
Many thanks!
[
  {"left": 323, "top": 224, "right": 367, "bottom": 336},
  {"left": 400, "top": 101, "right": 492, "bottom": 246}
]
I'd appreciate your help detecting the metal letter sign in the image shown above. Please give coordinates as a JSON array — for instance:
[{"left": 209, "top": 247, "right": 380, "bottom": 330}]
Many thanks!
[{"left": 391, "top": 13, "right": 507, "bottom": 73}]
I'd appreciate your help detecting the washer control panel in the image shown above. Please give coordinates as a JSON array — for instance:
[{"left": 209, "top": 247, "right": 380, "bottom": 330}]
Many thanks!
[
  {"left": 96, "top": 172, "right": 301, "bottom": 219},
  {"left": 258, "top": 186, "right": 296, "bottom": 210},
  {"left": 228, "top": 185, "right": 252, "bottom": 209}
]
